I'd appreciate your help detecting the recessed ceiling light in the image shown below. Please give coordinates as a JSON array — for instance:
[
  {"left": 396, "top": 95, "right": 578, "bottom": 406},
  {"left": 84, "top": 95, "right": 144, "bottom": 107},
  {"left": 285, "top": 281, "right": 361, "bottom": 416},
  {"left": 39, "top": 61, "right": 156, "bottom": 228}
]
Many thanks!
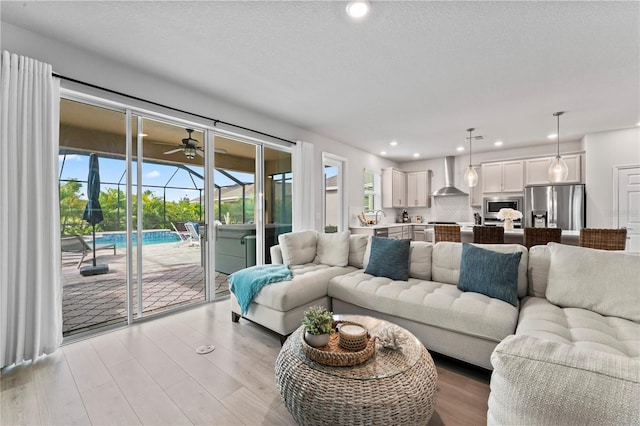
[
  {"left": 380, "top": 151, "right": 387, "bottom": 156},
  {"left": 547, "top": 133, "right": 557, "bottom": 140},
  {"left": 494, "top": 140, "right": 503, "bottom": 146},
  {"left": 413, "top": 153, "right": 420, "bottom": 158},
  {"left": 456, "top": 146, "right": 464, "bottom": 152},
  {"left": 389, "top": 140, "right": 398, "bottom": 146},
  {"left": 346, "top": 1, "right": 370, "bottom": 19}
]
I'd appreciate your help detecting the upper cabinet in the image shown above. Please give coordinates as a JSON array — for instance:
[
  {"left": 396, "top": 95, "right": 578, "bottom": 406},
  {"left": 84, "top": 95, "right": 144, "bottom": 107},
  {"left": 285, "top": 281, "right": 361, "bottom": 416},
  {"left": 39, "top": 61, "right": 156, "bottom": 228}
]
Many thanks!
[
  {"left": 382, "top": 168, "right": 407, "bottom": 208},
  {"left": 525, "top": 154, "right": 582, "bottom": 185},
  {"left": 482, "top": 160, "right": 524, "bottom": 193},
  {"left": 406, "top": 171, "right": 430, "bottom": 208}
]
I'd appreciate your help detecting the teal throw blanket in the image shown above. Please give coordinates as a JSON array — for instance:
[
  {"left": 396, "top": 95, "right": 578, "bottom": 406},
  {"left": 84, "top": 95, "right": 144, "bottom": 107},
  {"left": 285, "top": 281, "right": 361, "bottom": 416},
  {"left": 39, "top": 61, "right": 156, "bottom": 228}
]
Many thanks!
[{"left": 229, "top": 264, "right": 292, "bottom": 315}]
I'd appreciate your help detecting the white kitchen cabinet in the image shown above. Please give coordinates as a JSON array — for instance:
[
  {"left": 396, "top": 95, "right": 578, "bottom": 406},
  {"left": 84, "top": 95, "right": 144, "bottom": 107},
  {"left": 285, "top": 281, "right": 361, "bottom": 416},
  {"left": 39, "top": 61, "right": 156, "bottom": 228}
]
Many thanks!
[
  {"left": 482, "top": 160, "right": 524, "bottom": 193},
  {"left": 406, "top": 171, "right": 430, "bottom": 208},
  {"left": 388, "top": 225, "right": 411, "bottom": 240},
  {"left": 413, "top": 225, "right": 426, "bottom": 241},
  {"left": 525, "top": 154, "right": 582, "bottom": 185},
  {"left": 382, "top": 168, "right": 406, "bottom": 208}
]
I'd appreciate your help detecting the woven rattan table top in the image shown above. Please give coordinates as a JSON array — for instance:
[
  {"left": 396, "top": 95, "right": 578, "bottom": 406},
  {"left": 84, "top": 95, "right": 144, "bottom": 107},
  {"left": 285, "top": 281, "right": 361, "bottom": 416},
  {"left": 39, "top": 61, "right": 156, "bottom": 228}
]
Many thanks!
[
  {"left": 290, "top": 315, "right": 422, "bottom": 380},
  {"left": 276, "top": 315, "right": 438, "bottom": 425}
]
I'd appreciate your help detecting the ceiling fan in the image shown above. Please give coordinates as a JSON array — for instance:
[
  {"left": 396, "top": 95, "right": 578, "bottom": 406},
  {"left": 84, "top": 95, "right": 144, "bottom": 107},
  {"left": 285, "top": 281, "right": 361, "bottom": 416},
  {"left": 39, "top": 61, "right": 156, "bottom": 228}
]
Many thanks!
[{"left": 162, "top": 128, "right": 227, "bottom": 159}]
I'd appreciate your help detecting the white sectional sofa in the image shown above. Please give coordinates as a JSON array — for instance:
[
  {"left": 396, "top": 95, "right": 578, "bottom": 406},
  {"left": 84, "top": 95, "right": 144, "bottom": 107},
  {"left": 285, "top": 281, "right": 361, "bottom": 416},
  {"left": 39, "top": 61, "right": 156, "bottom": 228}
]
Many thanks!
[
  {"left": 488, "top": 243, "right": 640, "bottom": 425},
  {"left": 230, "top": 230, "right": 640, "bottom": 424}
]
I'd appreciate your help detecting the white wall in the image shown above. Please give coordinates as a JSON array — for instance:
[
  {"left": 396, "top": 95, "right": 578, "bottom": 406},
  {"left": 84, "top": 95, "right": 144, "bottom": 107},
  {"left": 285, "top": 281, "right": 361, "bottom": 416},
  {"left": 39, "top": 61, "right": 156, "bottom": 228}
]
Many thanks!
[
  {"left": 1, "top": 22, "right": 397, "bottom": 231},
  {"left": 583, "top": 127, "right": 640, "bottom": 227}
]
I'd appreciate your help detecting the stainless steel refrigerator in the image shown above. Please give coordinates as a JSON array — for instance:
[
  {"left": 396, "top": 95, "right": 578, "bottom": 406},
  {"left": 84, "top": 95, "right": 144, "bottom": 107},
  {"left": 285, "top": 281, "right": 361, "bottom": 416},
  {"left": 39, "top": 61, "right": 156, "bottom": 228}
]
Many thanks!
[{"left": 523, "top": 184, "right": 586, "bottom": 230}]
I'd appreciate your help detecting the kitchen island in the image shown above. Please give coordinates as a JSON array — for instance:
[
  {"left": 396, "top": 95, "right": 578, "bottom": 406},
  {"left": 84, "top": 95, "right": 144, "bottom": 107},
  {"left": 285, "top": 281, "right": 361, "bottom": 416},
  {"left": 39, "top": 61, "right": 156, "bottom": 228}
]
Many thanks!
[{"left": 424, "top": 226, "right": 580, "bottom": 246}]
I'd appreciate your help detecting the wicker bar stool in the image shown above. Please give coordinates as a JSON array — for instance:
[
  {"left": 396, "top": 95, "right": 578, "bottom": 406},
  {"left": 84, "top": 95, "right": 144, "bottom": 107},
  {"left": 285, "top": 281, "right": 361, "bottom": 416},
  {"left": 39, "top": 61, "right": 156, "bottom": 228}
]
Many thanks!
[
  {"left": 579, "top": 228, "right": 627, "bottom": 251},
  {"left": 473, "top": 226, "right": 504, "bottom": 244},
  {"left": 523, "top": 227, "right": 562, "bottom": 249},
  {"left": 434, "top": 225, "right": 461, "bottom": 243}
]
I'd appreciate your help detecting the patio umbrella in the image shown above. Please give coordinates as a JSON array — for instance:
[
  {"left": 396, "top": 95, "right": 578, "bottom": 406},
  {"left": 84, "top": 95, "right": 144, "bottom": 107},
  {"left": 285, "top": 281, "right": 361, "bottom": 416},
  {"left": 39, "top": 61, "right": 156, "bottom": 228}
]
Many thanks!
[{"left": 81, "top": 153, "right": 108, "bottom": 275}]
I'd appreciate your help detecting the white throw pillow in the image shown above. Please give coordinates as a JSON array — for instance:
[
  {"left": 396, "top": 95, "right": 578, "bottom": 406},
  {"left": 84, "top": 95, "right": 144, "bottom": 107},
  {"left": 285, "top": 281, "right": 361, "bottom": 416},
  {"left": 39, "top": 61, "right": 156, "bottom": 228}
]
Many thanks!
[
  {"left": 409, "top": 241, "right": 432, "bottom": 280},
  {"left": 278, "top": 230, "right": 318, "bottom": 265},
  {"left": 546, "top": 243, "right": 639, "bottom": 322},
  {"left": 316, "top": 231, "right": 350, "bottom": 267},
  {"left": 348, "top": 234, "right": 370, "bottom": 268}
]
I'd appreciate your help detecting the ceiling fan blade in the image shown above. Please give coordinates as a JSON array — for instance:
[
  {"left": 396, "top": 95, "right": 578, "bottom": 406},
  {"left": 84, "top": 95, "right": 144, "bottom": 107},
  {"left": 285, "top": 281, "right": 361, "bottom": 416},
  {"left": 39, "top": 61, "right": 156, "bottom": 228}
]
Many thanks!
[
  {"left": 163, "top": 148, "right": 183, "bottom": 155},
  {"left": 214, "top": 148, "right": 227, "bottom": 154},
  {"left": 196, "top": 148, "right": 204, "bottom": 157}
]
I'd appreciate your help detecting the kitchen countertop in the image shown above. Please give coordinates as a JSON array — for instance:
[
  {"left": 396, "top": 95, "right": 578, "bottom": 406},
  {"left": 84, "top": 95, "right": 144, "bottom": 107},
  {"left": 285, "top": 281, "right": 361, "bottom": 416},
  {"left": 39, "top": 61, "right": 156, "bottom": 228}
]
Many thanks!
[
  {"left": 350, "top": 223, "right": 427, "bottom": 229},
  {"left": 453, "top": 227, "right": 580, "bottom": 236}
]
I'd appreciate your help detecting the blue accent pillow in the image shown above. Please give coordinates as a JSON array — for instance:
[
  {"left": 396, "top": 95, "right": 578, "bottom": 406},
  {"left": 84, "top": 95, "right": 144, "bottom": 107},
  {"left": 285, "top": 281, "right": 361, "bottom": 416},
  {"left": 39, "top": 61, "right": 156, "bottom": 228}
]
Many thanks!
[
  {"left": 364, "top": 236, "right": 410, "bottom": 281},
  {"left": 457, "top": 243, "right": 522, "bottom": 306}
]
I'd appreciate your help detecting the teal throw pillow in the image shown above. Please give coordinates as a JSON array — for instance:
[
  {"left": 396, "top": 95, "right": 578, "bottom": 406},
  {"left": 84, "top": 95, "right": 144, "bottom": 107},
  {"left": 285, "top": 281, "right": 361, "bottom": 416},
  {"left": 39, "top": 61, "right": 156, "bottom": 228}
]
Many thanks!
[
  {"left": 457, "top": 243, "right": 522, "bottom": 306},
  {"left": 364, "top": 236, "right": 410, "bottom": 281}
]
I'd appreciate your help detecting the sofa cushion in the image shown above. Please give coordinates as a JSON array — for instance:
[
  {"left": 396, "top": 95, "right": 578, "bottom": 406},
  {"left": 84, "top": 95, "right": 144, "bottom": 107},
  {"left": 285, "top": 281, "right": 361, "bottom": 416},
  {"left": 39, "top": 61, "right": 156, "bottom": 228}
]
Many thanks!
[
  {"left": 253, "top": 263, "right": 357, "bottom": 311},
  {"left": 458, "top": 243, "right": 522, "bottom": 306},
  {"left": 364, "top": 237, "right": 410, "bottom": 281},
  {"left": 517, "top": 296, "right": 640, "bottom": 358},
  {"left": 546, "top": 243, "right": 640, "bottom": 322},
  {"left": 489, "top": 334, "right": 640, "bottom": 426},
  {"left": 348, "top": 234, "right": 369, "bottom": 268},
  {"left": 329, "top": 272, "right": 519, "bottom": 342},
  {"left": 315, "top": 231, "right": 350, "bottom": 266},
  {"left": 278, "top": 230, "right": 318, "bottom": 265},
  {"left": 409, "top": 241, "right": 432, "bottom": 280},
  {"left": 527, "top": 245, "right": 550, "bottom": 297},
  {"left": 432, "top": 242, "right": 529, "bottom": 298}
]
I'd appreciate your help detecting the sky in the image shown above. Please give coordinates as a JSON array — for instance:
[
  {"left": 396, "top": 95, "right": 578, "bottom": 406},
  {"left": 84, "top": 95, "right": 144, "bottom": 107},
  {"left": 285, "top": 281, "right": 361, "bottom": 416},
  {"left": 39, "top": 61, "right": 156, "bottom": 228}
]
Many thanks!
[{"left": 59, "top": 153, "right": 253, "bottom": 202}]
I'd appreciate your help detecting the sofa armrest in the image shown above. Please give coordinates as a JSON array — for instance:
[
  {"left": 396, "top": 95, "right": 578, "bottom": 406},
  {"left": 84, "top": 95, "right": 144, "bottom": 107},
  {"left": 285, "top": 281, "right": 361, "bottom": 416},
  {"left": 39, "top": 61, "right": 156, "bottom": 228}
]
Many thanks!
[
  {"left": 488, "top": 335, "right": 640, "bottom": 426},
  {"left": 270, "top": 245, "right": 283, "bottom": 264}
]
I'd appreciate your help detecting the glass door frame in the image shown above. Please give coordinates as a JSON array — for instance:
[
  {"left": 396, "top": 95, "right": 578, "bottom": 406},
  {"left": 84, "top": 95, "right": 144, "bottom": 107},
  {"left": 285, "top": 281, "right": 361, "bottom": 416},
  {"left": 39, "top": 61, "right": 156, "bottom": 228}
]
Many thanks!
[{"left": 60, "top": 87, "right": 292, "bottom": 327}]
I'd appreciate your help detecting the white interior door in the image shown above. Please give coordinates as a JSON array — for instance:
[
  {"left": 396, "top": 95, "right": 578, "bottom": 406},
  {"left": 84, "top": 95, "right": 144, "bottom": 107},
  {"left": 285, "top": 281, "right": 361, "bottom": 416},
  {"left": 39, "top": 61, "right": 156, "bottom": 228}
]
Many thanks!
[{"left": 617, "top": 166, "right": 640, "bottom": 251}]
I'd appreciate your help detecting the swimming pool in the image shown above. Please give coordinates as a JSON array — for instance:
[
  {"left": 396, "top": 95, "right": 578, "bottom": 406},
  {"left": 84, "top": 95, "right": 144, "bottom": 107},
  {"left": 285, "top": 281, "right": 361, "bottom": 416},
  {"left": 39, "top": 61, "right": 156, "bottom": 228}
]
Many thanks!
[{"left": 93, "top": 230, "right": 181, "bottom": 249}]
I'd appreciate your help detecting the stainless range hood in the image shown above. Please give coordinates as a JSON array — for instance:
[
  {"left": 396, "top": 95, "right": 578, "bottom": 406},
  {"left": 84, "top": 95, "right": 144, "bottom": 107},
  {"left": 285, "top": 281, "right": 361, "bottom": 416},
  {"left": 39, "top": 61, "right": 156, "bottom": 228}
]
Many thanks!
[{"left": 432, "top": 156, "right": 468, "bottom": 197}]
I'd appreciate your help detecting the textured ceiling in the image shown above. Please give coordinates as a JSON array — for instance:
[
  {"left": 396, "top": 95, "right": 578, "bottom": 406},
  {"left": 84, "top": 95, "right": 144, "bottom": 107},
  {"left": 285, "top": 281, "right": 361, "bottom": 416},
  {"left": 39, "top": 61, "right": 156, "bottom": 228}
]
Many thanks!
[{"left": 2, "top": 1, "right": 639, "bottom": 160}]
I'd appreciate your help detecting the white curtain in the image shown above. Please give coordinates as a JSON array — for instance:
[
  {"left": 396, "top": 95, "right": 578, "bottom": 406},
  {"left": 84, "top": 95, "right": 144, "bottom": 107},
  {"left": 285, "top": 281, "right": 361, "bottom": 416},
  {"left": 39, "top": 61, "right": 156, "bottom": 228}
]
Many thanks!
[
  {"left": 1, "top": 51, "right": 62, "bottom": 369},
  {"left": 292, "top": 140, "right": 317, "bottom": 231}
]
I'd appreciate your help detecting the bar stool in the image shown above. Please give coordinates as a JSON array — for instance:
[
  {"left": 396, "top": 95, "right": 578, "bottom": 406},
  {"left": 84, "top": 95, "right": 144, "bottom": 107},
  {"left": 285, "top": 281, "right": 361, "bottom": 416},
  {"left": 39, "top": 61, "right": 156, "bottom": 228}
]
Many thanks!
[
  {"left": 523, "top": 227, "right": 562, "bottom": 249},
  {"left": 434, "top": 225, "right": 462, "bottom": 243},
  {"left": 579, "top": 228, "right": 627, "bottom": 251},
  {"left": 473, "top": 226, "right": 504, "bottom": 244}
]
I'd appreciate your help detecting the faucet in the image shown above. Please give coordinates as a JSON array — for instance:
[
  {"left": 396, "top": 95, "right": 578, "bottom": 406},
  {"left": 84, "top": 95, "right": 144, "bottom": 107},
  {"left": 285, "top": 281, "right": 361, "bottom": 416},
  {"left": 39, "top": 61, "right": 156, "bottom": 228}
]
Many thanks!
[{"left": 374, "top": 210, "right": 386, "bottom": 225}]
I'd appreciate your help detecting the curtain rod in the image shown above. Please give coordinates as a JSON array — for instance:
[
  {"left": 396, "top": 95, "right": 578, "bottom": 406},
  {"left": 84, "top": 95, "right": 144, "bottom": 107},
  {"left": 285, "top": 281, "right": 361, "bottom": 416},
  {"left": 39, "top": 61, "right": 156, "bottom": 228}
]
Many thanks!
[{"left": 53, "top": 73, "right": 296, "bottom": 145}]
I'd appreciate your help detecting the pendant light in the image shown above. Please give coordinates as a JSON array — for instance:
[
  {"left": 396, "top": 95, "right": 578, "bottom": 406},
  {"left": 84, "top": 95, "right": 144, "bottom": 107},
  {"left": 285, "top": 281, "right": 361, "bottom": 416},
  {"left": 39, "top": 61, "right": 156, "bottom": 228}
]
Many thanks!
[
  {"left": 548, "top": 111, "right": 568, "bottom": 182},
  {"left": 463, "top": 128, "right": 478, "bottom": 187}
]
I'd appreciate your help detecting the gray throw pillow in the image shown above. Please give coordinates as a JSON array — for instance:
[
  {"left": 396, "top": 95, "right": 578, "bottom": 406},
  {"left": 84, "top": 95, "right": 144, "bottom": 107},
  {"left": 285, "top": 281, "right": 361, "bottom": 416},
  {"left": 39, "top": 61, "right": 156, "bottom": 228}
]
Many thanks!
[
  {"left": 364, "top": 236, "right": 410, "bottom": 281},
  {"left": 457, "top": 243, "right": 522, "bottom": 306}
]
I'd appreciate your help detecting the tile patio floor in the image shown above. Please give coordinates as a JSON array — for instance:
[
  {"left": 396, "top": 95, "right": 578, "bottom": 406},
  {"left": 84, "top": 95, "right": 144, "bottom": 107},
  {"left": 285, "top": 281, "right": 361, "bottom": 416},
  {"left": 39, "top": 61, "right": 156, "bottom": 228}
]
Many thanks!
[{"left": 62, "top": 242, "right": 229, "bottom": 336}]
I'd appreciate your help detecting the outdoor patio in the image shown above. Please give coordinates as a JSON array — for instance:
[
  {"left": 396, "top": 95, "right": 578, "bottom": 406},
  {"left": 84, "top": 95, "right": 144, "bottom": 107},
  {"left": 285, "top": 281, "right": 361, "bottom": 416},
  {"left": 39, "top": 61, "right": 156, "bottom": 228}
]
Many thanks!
[{"left": 61, "top": 241, "right": 229, "bottom": 336}]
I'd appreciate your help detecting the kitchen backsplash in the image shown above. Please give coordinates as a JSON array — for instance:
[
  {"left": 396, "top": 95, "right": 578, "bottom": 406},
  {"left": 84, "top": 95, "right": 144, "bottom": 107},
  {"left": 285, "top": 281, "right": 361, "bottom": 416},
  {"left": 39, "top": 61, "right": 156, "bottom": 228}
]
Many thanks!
[{"left": 431, "top": 195, "right": 480, "bottom": 223}]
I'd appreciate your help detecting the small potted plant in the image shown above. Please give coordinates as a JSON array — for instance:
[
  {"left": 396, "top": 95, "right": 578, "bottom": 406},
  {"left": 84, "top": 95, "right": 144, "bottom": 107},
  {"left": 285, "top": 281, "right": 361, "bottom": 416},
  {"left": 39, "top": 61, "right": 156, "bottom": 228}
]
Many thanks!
[{"left": 302, "top": 306, "right": 334, "bottom": 347}]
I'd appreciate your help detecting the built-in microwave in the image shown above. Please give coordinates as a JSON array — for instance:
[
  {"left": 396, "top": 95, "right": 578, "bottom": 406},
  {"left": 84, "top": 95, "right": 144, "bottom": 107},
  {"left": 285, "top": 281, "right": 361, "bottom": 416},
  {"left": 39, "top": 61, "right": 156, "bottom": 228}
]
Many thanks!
[{"left": 483, "top": 196, "right": 523, "bottom": 227}]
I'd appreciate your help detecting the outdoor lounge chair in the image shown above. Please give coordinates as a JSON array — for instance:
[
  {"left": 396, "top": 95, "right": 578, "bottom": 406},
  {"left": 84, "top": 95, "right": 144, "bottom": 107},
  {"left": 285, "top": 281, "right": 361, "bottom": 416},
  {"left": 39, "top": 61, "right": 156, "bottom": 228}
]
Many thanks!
[
  {"left": 171, "top": 222, "right": 190, "bottom": 245},
  {"left": 61, "top": 235, "right": 116, "bottom": 268},
  {"left": 184, "top": 222, "right": 201, "bottom": 247}
]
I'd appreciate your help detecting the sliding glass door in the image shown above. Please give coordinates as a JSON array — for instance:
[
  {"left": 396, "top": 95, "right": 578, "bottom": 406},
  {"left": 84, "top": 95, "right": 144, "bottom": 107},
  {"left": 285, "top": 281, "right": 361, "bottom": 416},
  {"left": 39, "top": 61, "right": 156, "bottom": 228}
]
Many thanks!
[{"left": 59, "top": 93, "right": 293, "bottom": 337}]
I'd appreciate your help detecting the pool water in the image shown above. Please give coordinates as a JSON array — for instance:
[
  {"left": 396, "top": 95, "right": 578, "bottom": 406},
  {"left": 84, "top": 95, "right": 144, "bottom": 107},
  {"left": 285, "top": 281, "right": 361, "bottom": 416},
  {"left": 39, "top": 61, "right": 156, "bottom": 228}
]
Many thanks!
[{"left": 93, "top": 230, "right": 181, "bottom": 249}]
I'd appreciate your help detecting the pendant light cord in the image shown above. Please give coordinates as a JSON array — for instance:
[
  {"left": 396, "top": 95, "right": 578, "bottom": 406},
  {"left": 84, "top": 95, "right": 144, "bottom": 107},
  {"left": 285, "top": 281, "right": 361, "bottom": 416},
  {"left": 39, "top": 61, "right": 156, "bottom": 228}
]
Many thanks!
[
  {"left": 467, "top": 127, "right": 475, "bottom": 166},
  {"left": 554, "top": 111, "right": 564, "bottom": 158}
]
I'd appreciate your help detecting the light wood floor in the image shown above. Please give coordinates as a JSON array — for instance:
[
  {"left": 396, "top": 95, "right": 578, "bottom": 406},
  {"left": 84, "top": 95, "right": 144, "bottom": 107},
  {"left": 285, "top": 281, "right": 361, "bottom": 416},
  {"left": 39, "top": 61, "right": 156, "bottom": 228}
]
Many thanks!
[{"left": 1, "top": 298, "right": 490, "bottom": 425}]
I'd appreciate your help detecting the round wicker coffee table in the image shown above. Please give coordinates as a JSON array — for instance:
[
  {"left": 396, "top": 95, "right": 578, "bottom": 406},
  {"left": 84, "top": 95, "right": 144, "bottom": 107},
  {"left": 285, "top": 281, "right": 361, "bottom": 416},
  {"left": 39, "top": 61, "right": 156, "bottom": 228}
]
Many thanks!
[{"left": 275, "top": 315, "right": 438, "bottom": 425}]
